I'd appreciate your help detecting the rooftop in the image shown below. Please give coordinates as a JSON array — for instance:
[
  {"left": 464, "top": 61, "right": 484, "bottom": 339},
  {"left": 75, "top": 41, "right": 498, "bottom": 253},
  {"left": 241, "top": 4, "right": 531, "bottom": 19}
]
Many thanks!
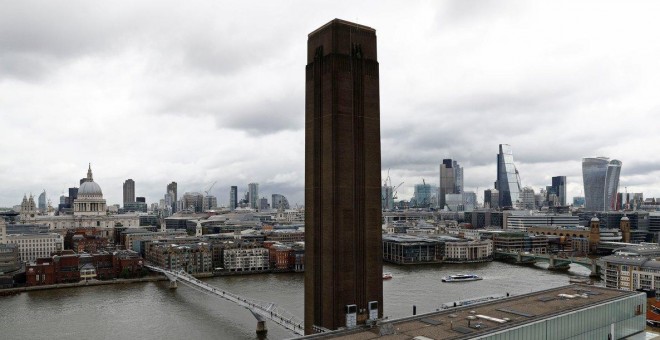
[{"left": 304, "top": 285, "right": 640, "bottom": 340}]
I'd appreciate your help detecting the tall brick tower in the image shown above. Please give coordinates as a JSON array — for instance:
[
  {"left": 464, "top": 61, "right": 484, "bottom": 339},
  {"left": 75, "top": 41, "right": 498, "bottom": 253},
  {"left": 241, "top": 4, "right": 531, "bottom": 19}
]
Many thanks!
[
  {"left": 304, "top": 19, "right": 383, "bottom": 334},
  {"left": 620, "top": 215, "right": 631, "bottom": 243}
]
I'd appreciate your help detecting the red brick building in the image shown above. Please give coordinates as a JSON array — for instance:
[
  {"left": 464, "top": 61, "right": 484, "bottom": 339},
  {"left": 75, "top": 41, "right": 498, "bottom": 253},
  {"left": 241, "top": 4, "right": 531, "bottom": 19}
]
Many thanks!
[
  {"left": 112, "top": 250, "right": 144, "bottom": 278},
  {"left": 64, "top": 228, "right": 110, "bottom": 253},
  {"left": 266, "top": 243, "right": 294, "bottom": 271},
  {"left": 25, "top": 250, "right": 144, "bottom": 286}
]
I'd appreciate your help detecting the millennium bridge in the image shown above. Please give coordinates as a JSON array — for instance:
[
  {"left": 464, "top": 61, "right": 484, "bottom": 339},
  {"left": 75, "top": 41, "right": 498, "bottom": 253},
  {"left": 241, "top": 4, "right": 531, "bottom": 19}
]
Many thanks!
[{"left": 145, "top": 264, "right": 315, "bottom": 336}]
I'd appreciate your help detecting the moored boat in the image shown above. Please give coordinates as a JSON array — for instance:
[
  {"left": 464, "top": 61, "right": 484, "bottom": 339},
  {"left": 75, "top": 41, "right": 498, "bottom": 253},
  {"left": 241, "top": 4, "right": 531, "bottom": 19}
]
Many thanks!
[{"left": 383, "top": 272, "right": 393, "bottom": 280}]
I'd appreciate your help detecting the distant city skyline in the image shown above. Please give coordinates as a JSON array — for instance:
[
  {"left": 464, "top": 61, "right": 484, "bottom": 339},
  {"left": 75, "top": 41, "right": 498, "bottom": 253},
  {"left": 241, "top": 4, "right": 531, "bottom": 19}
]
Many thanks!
[{"left": 2, "top": 1, "right": 660, "bottom": 207}]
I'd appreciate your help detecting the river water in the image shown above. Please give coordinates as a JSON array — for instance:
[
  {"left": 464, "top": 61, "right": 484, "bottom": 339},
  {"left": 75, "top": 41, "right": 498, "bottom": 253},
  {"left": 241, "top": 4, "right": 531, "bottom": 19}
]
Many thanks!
[{"left": 0, "top": 262, "right": 593, "bottom": 340}]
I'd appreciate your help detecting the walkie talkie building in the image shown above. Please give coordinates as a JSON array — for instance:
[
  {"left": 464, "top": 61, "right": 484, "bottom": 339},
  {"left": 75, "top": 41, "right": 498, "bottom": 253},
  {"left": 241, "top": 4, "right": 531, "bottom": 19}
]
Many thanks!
[{"left": 582, "top": 157, "right": 622, "bottom": 211}]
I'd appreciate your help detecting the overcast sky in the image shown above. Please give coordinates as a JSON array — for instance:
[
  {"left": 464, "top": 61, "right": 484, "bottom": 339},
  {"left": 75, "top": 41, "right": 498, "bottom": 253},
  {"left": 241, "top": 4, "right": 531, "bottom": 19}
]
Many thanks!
[{"left": 2, "top": 0, "right": 659, "bottom": 208}]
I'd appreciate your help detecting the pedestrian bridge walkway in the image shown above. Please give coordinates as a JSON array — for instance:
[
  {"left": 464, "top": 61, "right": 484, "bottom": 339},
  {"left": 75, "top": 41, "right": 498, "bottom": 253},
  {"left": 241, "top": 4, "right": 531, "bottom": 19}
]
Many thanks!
[{"left": 145, "top": 264, "right": 305, "bottom": 336}]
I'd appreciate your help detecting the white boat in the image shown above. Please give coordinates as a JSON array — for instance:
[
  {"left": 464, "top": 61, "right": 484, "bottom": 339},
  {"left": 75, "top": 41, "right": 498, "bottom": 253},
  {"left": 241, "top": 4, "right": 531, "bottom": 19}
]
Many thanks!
[
  {"left": 383, "top": 272, "right": 393, "bottom": 280},
  {"left": 441, "top": 274, "right": 482, "bottom": 282}
]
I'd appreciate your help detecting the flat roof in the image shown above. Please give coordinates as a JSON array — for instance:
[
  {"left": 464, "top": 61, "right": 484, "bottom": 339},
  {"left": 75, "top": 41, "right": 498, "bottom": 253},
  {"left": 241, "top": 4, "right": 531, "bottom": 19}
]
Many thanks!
[{"left": 303, "top": 285, "right": 641, "bottom": 340}]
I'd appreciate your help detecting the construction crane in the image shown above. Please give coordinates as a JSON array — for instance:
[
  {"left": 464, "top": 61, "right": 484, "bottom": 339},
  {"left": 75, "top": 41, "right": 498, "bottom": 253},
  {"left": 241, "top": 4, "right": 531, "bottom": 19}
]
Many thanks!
[
  {"left": 204, "top": 181, "right": 217, "bottom": 197},
  {"left": 392, "top": 182, "right": 404, "bottom": 200}
]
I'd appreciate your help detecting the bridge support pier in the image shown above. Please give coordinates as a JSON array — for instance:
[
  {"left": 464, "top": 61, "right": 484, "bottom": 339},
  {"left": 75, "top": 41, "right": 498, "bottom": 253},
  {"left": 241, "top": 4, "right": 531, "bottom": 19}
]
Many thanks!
[
  {"left": 256, "top": 321, "right": 267, "bottom": 336},
  {"left": 169, "top": 280, "right": 177, "bottom": 289}
]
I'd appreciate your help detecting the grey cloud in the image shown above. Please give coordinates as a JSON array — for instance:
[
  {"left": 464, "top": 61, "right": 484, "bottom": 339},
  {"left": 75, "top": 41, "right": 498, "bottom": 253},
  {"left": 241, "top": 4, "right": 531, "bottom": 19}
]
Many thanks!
[
  {"left": 155, "top": 90, "right": 303, "bottom": 134},
  {"left": 223, "top": 97, "right": 303, "bottom": 134},
  {"left": 0, "top": 2, "right": 142, "bottom": 81},
  {"left": 441, "top": 0, "right": 520, "bottom": 26},
  {"left": 622, "top": 161, "right": 660, "bottom": 177},
  {"left": 0, "top": 53, "right": 53, "bottom": 80}
]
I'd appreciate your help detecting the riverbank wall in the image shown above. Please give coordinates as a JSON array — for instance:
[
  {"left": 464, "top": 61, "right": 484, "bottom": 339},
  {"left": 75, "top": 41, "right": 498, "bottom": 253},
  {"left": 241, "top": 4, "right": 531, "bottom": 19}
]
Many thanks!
[{"left": 0, "top": 276, "right": 168, "bottom": 296}]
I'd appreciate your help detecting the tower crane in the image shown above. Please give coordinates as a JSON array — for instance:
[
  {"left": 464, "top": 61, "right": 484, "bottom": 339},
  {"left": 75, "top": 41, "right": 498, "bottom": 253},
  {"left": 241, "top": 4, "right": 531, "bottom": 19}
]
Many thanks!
[
  {"left": 204, "top": 181, "right": 217, "bottom": 197},
  {"left": 392, "top": 182, "right": 404, "bottom": 200}
]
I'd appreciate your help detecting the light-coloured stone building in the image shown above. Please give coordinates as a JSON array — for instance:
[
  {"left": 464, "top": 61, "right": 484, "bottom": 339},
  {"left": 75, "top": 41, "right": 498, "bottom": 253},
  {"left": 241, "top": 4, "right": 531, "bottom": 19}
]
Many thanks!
[{"left": 6, "top": 233, "right": 64, "bottom": 263}]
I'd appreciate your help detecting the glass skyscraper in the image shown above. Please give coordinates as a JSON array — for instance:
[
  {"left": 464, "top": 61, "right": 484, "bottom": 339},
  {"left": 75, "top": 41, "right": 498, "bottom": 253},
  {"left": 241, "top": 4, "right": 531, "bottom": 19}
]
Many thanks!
[
  {"left": 582, "top": 157, "right": 622, "bottom": 211},
  {"left": 229, "top": 186, "right": 237, "bottom": 210},
  {"left": 551, "top": 176, "right": 567, "bottom": 206},
  {"left": 439, "top": 159, "right": 463, "bottom": 209},
  {"left": 495, "top": 144, "right": 522, "bottom": 208},
  {"left": 414, "top": 183, "right": 434, "bottom": 208},
  {"left": 248, "top": 183, "right": 258, "bottom": 209}
]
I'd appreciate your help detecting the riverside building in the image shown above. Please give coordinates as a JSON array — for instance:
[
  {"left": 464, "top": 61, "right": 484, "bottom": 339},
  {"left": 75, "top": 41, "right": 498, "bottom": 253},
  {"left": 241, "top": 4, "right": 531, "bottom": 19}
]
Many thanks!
[
  {"left": 601, "top": 245, "right": 660, "bottom": 291},
  {"left": 5, "top": 233, "right": 64, "bottom": 263}
]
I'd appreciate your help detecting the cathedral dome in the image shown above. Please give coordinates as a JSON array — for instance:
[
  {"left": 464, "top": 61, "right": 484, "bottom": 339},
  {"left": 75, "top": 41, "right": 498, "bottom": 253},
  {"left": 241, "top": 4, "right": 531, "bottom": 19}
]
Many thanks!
[{"left": 79, "top": 181, "right": 103, "bottom": 197}]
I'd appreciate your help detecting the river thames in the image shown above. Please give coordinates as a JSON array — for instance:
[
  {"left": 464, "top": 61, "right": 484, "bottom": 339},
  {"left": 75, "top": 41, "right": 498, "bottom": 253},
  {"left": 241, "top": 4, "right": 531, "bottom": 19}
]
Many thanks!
[{"left": 0, "top": 261, "right": 593, "bottom": 340}]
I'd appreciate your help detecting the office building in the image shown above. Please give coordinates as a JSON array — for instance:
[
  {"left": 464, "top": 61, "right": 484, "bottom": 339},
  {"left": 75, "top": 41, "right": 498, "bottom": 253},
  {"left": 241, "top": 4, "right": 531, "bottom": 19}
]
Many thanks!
[
  {"left": 181, "top": 192, "right": 204, "bottom": 213},
  {"left": 305, "top": 19, "right": 383, "bottom": 333},
  {"left": 271, "top": 194, "right": 290, "bottom": 210},
  {"left": 248, "top": 183, "right": 259, "bottom": 210},
  {"left": 258, "top": 197, "right": 269, "bottom": 210},
  {"left": 123, "top": 202, "right": 147, "bottom": 213},
  {"left": 204, "top": 195, "right": 217, "bottom": 210},
  {"left": 167, "top": 182, "right": 178, "bottom": 213},
  {"left": 550, "top": 176, "right": 567, "bottom": 206},
  {"left": 454, "top": 161, "right": 464, "bottom": 194},
  {"left": 519, "top": 187, "right": 536, "bottom": 210},
  {"left": 495, "top": 144, "right": 522, "bottom": 208},
  {"left": 123, "top": 179, "right": 135, "bottom": 205},
  {"left": 465, "top": 210, "right": 504, "bottom": 228},
  {"left": 413, "top": 183, "right": 434, "bottom": 208},
  {"left": 38, "top": 191, "right": 46, "bottom": 212},
  {"left": 439, "top": 159, "right": 462, "bottom": 209},
  {"left": 445, "top": 192, "right": 476, "bottom": 212},
  {"left": 483, "top": 189, "right": 499, "bottom": 209},
  {"left": 6, "top": 233, "right": 64, "bottom": 263},
  {"left": 229, "top": 186, "right": 238, "bottom": 211},
  {"left": 582, "top": 157, "right": 622, "bottom": 211},
  {"left": 505, "top": 211, "right": 579, "bottom": 229}
]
